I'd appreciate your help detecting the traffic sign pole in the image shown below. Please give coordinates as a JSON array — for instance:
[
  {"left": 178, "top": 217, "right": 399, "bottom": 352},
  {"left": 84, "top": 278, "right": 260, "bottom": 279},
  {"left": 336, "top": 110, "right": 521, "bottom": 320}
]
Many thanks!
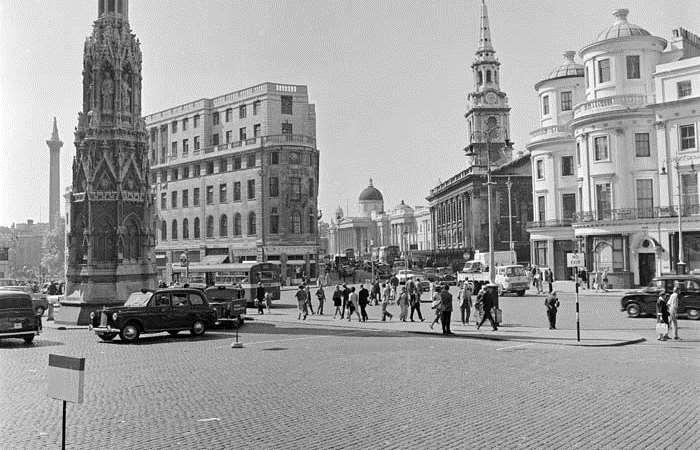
[{"left": 575, "top": 266, "right": 580, "bottom": 342}]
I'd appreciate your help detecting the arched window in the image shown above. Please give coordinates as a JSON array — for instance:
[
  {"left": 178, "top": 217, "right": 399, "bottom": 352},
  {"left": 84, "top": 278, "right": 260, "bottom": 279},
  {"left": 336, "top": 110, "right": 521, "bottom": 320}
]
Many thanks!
[
  {"left": 193, "top": 217, "right": 200, "bottom": 239},
  {"left": 290, "top": 211, "right": 301, "bottom": 234},
  {"left": 161, "top": 220, "right": 167, "bottom": 241},
  {"left": 308, "top": 211, "right": 315, "bottom": 234},
  {"left": 182, "top": 218, "right": 189, "bottom": 240},
  {"left": 233, "top": 213, "right": 242, "bottom": 236},
  {"left": 494, "top": 70, "right": 498, "bottom": 84},
  {"left": 486, "top": 69, "right": 492, "bottom": 83},
  {"left": 248, "top": 212, "right": 256, "bottom": 236},
  {"left": 477, "top": 71, "right": 483, "bottom": 85},
  {"left": 220, "top": 215, "right": 228, "bottom": 237},
  {"left": 206, "top": 215, "right": 214, "bottom": 238},
  {"left": 171, "top": 219, "right": 178, "bottom": 240}
]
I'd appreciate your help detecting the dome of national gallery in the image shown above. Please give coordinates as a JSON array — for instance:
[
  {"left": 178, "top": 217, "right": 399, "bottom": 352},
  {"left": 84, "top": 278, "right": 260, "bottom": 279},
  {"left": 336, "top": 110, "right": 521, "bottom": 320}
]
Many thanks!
[
  {"left": 593, "top": 9, "right": 651, "bottom": 43},
  {"left": 358, "top": 178, "right": 383, "bottom": 202}
]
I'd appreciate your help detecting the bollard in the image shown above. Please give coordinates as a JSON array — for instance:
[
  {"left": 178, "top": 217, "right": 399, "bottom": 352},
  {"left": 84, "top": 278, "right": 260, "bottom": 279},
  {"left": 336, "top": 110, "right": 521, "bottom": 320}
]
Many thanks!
[{"left": 48, "top": 302, "right": 55, "bottom": 321}]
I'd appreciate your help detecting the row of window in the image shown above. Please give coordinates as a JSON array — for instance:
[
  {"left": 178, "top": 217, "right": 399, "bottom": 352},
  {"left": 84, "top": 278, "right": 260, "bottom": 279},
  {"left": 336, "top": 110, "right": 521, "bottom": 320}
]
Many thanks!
[
  {"left": 535, "top": 173, "right": 700, "bottom": 222},
  {"left": 161, "top": 153, "right": 257, "bottom": 182},
  {"left": 159, "top": 209, "right": 315, "bottom": 241},
  {"left": 476, "top": 66, "right": 498, "bottom": 85},
  {"left": 159, "top": 177, "right": 315, "bottom": 210},
  {"left": 537, "top": 126, "right": 697, "bottom": 180},
  {"left": 542, "top": 91, "right": 573, "bottom": 115}
]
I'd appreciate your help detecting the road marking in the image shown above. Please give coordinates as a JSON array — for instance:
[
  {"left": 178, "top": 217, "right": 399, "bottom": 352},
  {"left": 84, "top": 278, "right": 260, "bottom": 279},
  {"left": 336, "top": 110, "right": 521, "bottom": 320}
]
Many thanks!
[
  {"left": 496, "top": 343, "right": 532, "bottom": 351},
  {"left": 218, "top": 330, "right": 364, "bottom": 348},
  {"left": 197, "top": 418, "right": 221, "bottom": 422}
]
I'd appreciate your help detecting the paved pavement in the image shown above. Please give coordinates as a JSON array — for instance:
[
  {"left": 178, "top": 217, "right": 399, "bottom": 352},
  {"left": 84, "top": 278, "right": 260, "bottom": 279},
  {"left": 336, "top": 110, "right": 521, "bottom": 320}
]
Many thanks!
[{"left": 1, "top": 286, "right": 698, "bottom": 449}]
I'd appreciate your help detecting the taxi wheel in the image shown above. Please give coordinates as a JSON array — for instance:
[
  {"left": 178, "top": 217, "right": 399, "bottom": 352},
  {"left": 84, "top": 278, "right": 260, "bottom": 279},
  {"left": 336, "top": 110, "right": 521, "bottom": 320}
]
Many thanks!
[
  {"left": 626, "top": 303, "right": 641, "bottom": 318},
  {"left": 120, "top": 323, "right": 141, "bottom": 342},
  {"left": 23, "top": 335, "right": 35, "bottom": 345},
  {"left": 191, "top": 320, "right": 206, "bottom": 336},
  {"left": 687, "top": 308, "right": 700, "bottom": 320},
  {"left": 98, "top": 332, "right": 117, "bottom": 341}
]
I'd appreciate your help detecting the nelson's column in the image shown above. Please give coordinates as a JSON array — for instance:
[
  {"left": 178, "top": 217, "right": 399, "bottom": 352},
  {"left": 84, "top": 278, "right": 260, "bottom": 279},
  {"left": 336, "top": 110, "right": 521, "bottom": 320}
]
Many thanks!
[{"left": 56, "top": 0, "right": 156, "bottom": 324}]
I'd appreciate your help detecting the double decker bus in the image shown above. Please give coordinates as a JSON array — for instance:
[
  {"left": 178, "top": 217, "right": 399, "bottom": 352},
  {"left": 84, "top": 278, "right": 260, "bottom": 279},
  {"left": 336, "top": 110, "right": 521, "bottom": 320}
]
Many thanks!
[
  {"left": 172, "top": 262, "right": 281, "bottom": 304},
  {"left": 376, "top": 245, "right": 400, "bottom": 266}
]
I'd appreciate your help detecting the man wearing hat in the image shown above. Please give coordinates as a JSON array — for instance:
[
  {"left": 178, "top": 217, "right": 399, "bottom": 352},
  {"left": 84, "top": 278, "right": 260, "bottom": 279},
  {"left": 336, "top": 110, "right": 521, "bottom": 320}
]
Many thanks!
[{"left": 256, "top": 282, "right": 266, "bottom": 315}]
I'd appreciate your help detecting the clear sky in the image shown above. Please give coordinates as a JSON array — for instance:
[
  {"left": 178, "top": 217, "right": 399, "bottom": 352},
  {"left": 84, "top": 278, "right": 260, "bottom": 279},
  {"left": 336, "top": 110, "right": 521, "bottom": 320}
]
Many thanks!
[{"left": 1, "top": 0, "right": 698, "bottom": 226}]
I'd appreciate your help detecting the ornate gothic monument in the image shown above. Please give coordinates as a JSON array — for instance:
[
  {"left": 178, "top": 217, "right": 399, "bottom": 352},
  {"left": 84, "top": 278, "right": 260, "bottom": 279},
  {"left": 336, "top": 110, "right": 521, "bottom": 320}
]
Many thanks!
[
  {"left": 57, "top": 0, "right": 156, "bottom": 324},
  {"left": 47, "top": 117, "right": 63, "bottom": 230}
]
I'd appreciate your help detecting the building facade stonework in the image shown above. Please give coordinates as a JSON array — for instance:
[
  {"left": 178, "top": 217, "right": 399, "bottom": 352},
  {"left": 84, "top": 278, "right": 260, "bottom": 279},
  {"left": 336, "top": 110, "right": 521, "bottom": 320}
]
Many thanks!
[
  {"left": 60, "top": 0, "right": 156, "bottom": 324},
  {"left": 144, "top": 83, "right": 319, "bottom": 283},
  {"left": 528, "top": 8, "right": 700, "bottom": 287},
  {"left": 427, "top": 0, "right": 532, "bottom": 269}
]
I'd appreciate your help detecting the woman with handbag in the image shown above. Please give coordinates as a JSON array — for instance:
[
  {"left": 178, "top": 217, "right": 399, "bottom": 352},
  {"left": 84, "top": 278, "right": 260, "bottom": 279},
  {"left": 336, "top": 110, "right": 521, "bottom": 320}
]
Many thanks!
[{"left": 656, "top": 294, "right": 670, "bottom": 341}]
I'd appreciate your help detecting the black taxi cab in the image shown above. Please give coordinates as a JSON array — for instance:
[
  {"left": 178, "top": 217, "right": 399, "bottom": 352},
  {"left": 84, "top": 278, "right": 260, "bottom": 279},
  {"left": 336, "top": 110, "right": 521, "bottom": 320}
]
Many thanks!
[
  {"left": 620, "top": 275, "right": 700, "bottom": 320},
  {"left": 89, "top": 288, "right": 217, "bottom": 342},
  {"left": 0, "top": 291, "right": 41, "bottom": 344}
]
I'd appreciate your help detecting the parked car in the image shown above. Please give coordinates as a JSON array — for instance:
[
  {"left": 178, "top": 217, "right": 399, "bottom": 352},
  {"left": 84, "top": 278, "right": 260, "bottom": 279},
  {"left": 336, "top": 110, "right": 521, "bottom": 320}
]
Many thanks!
[
  {"left": 89, "top": 288, "right": 217, "bottom": 342},
  {"left": 438, "top": 274, "right": 458, "bottom": 286},
  {"left": 0, "top": 286, "right": 48, "bottom": 316},
  {"left": 417, "top": 280, "right": 431, "bottom": 292},
  {"left": 396, "top": 270, "right": 420, "bottom": 284},
  {"left": 204, "top": 285, "right": 246, "bottom": 327},
  {"left": 620, "top": 275, "right": 700, "bottom": 320},
  {"left": 0, "top": 291, "right": 41, "bottom": 344}
]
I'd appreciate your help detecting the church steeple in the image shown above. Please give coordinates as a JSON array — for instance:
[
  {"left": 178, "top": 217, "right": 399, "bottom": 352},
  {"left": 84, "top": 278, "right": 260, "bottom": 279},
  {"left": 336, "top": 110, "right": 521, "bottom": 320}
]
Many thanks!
[
  {"left": 98, "top": 0, "right": 128, "bottom": 21},
  {"left": 477, "top": 0, "right": 494, "bottom": 54},
  {"left": 465, "top": 0, "right": 512, "bottom": 161}
]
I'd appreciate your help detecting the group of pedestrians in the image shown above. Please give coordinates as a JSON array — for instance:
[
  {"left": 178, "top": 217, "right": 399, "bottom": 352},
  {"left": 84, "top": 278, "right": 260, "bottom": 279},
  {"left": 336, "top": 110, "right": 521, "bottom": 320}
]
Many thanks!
[
  {"left": 656, "top": 286, "right": 681, "bottom": 341},
  {"left": 295, "top": 283, "right": 328, "bottom": 320},
  {"left": 529, "top": 266, "right": 554, "bottom": 295}
]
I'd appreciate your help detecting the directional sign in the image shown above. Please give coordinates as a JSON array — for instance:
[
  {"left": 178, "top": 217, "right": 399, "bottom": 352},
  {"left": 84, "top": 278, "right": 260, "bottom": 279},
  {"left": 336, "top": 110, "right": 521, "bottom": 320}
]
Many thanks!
[
  {"left": 48, "top": 354, "right": 85, "bottom": 403},
  {"left": 567, "top": 253, "right": 584, "bottom": 268}
]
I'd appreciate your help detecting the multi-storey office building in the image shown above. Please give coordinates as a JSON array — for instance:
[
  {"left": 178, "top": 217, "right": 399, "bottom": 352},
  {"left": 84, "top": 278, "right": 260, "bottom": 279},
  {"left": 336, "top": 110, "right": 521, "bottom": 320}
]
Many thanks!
[
  {"left": 530, "top": 8, "right": 700, "bottom": 287},
  {"left": 144, "top": 83, "right": 320, "bottom": 283}
]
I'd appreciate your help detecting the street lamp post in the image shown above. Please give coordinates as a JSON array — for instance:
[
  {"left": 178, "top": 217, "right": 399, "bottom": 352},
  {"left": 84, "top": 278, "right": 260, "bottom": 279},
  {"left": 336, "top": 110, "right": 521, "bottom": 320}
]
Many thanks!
[
  {"left": 506, "top": 176, "right": 514, "bottom": 252},
  {"left": 465, "top": 126, "right": 506, "bottom": 284},
  {"left": 179, "top": 251, "right": 189, "bottom": 284},
  {"left": 672, "top": 157, "right": 696, "bottom": 274}
]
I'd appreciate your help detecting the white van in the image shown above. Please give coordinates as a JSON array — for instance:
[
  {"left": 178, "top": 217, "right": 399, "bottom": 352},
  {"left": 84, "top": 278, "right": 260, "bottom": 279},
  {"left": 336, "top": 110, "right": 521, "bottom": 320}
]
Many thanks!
[{"left": 494, "top": 265, "right": 529, "bottom": 296}]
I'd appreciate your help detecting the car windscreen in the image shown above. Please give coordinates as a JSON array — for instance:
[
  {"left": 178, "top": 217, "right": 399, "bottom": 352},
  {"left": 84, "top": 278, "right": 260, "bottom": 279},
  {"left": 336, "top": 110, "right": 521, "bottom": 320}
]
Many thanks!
[
  {"left": 505, "top": 267, "right": 525, "bottom": 277},
  {"left": 205, "top": 288, "right": 241, "bottom": 301},
  {"left": 124, "top": 292, "right": 153, "bottom": 307},
  {"left": 0, "top": 297, "right": 33, "bottom": 309}
]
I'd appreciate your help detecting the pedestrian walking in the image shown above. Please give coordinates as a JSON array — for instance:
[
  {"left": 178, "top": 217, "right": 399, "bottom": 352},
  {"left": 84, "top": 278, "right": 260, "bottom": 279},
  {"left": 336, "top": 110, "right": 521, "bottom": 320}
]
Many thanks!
[
  {"left": 381, "top": 283, "right": 393, "bottom": 321},
  {"left": 656, "top": 293, "right": 670, "bottom": 341},
  {"left": 347, "top": 287, "right": 361, "bottom": 322},
  {"left": 390, "top": 274, "right": 399, "bottom": 300},
  {"left": 264, "top": 291, "right": 272, "bottom": 313},
  {"left": 371, "top": 280, "right": 381, "bottom": 306},
  {"left": 459, "top": 281, "right": 473, "bottom": 325},
  {"left": 397, "top": 286, "right": 410, "bottom": 321},
  {"left": 316, "top": 284, "right": 326, "bottom": 315},
  {"left": 383, "top": 282, "right": 393, "bottom": 305},
  {"left": 256, "top": 282, "right": 265, "bottom": 315},
  {"left": 546, "top": 269, "right": 554, "bottom": 293},
  {"left": 305, "top": 284, "right": 315, "bottom": 315},
  {"left": 578, "top": 268, "right": 588, "bottom": 290},
  {"left": 358, "top": 284, "right": 370, "bottom": 322},
  {"left": 341, "top": 283, "right": 350, "bottom": 319},
  {"left": 476, "top": 285, "right": 498, "bottom": 331},
  {"left": 533, "top": 269, "right": 542, "bottom": 294},
  {"left": 667, "top": 286, "right": 681, "bottom": 340},
  {"left": 440, "top": 284, "right": 453, "bottom": 335},
  {"left": 601, "top": 269, "right": 609, "bottom": 292},
  {"left": 594, "top": 270, "right": 602, "bottom": 292},
  {"left": 429, "top": 286, "right": 443, "bottom": 330},
  {"left": 296, "top": 285, "right": 308, "bottom": 320},
  {"left": 544, "top": 291, "right": 560, "bottom": 329},
  {"left": 408, "top": 278, "right": 424, "bottom": 322},
  {"left": 332, "top": 285, "right": 343, "bottom": 319}
]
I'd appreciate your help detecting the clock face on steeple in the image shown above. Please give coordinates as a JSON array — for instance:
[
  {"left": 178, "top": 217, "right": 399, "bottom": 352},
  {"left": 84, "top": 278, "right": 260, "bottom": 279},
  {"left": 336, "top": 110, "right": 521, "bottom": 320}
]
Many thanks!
[{"left": 485, "top": 92, "right": 497, "bottom": 104}]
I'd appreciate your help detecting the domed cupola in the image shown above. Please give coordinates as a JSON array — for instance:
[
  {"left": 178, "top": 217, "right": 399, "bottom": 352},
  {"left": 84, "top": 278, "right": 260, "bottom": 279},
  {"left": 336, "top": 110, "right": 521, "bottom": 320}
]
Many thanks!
[
  {"left": 546, "top": 51, "right": 584, "bottom": 80},
  {"left": 594, "top": 9, "right": 651, "bottom": 43},
  {"left": 358, "top": 178, "right": 383, "bottom": 202},
  {"left": 394, "top": 200, "right": 414, "bottom": 214}
]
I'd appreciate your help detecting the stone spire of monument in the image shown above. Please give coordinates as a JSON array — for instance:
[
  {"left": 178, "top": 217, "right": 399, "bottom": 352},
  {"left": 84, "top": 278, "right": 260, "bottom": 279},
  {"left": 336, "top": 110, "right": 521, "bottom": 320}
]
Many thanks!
[
  {"left": 46, "top": 117, "right": 63, "bottom": 230},
  {"left": 60, "top": 0, "right": 154, "bottom": 325}
]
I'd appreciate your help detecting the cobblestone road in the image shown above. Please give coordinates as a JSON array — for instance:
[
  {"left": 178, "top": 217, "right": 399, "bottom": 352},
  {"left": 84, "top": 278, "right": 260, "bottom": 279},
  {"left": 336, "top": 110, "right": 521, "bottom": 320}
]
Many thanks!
[{"left": 1, "top": 287, "right": 698, "bottom": 449}]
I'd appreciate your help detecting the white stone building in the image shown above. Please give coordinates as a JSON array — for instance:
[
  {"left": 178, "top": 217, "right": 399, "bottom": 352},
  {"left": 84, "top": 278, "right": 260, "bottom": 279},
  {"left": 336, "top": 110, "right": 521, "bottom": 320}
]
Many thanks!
[{"left": 528, "top": 8, "right": 700, "bottom": 287}]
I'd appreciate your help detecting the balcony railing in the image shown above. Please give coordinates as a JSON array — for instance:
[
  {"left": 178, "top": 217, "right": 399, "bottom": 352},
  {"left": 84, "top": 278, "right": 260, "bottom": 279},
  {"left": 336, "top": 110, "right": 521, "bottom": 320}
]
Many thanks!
[
  {"left": 261, "top": 134, "right": 316, "bottom": 146},
  {"left": 573, "top": 94, "right": 648, "bottom": 119},
  {"left": 574, "top": 205, "right": 700, "bottom": 224},
  {"left": 527, "top": 218, "right": 575, "bottom": 229}
]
